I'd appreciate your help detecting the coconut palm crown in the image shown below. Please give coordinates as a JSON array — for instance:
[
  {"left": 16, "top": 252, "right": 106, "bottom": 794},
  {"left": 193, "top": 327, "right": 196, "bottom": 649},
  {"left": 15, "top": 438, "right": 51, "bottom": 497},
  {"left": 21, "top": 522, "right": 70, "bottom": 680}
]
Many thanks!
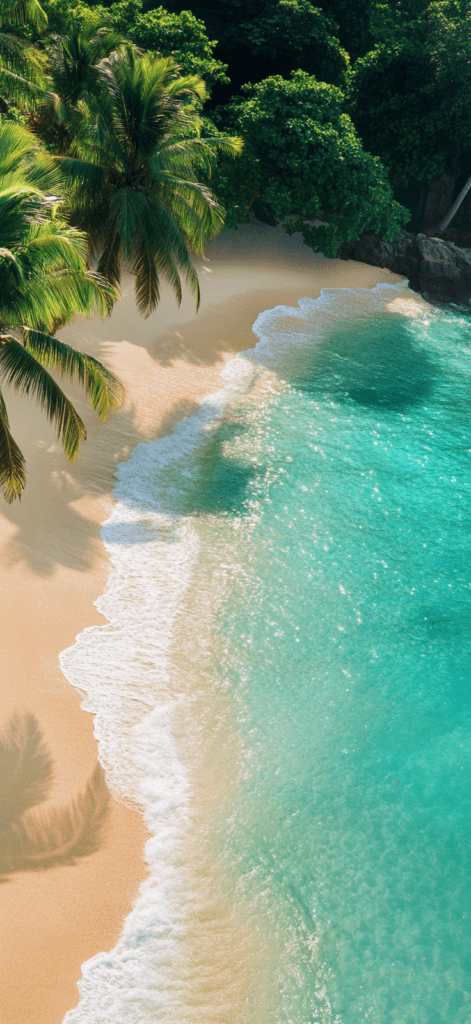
[
  {"left": 48, "top": 15, "right": 124, "bottom": 113},
  {"left": 62, "top": 47, "right": 242, "bottom": 316},
  {"left": 0, "top": 0, "right": 47, "bottom": 111},
  {"left": 0, "top": 121, "right": 123, "bottom": 503}
]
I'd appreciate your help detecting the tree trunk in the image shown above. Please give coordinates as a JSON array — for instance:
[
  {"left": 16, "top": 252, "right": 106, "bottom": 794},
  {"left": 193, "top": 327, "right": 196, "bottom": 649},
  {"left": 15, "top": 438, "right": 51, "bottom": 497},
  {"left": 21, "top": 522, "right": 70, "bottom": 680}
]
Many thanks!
[{"left": 437, "top": 172, "right": 471, "bottom": 235}]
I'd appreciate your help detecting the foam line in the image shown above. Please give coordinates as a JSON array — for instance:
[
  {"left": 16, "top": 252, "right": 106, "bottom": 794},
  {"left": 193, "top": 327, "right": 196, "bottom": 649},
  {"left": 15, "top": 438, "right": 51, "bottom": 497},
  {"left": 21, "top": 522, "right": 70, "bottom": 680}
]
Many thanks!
[{"left": 60, "top": 280, "right": 409, "bottom": 1023}]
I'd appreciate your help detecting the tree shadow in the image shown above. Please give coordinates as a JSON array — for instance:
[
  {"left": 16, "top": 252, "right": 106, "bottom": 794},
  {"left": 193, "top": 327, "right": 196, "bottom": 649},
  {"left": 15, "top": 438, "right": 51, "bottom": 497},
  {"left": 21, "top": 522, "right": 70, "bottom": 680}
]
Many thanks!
[
  {"left": 166, "top": 419, "right": 256, "bottom": 518},
  {"left": 290, "top": 314, "right": 436, "bottom": 412},
  {"left": 102, "top": 417, "right": 257, "bottom": 532},
  {"left": 119, "top": 286, "right": 304, "bottom": 370},
  {"left": 0, "top": 713, "right": 109, "bottom": 880},
  {"left": 0, "top": 270, "right": 309, "bottom": 574},
  {"left": 0, "top": 394, "right": 148, "bottom": 575}
]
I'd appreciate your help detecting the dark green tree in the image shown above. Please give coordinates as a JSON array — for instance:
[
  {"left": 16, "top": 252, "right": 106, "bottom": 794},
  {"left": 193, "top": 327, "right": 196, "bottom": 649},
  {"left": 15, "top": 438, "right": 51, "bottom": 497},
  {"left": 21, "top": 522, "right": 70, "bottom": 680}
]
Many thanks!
[
  {"left": 211, "top": 71, "right": 407, "bottom": 256},
  {"left": 351, "top": 1, "right": 471, "bottom": 184},
  {"left": 0, "top": 0, "right": 48, "bottom": 111},
  {"left": 92, "top": 1, "right": 229, "bottom": 93},
  {"left": 124, "top": 0, "right": 352, "bottom": 95},
  {"left": 315, "top": 0, "right": 375, "bottom": 58},
  {"left": 232, "top": 0, "right": 350, "bottom": 89}
]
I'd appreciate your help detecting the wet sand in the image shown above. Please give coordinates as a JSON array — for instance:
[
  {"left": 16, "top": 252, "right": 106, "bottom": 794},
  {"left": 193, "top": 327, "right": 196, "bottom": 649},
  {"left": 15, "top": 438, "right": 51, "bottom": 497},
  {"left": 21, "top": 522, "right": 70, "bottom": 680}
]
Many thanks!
[{"left": 0, "top": 222, "right": 403, "bottom": 1024}]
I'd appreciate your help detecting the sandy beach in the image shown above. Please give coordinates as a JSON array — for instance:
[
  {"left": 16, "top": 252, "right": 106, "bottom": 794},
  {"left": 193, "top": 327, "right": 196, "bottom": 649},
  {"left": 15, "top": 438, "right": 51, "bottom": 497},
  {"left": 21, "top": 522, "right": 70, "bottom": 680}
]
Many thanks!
[{"left": 0, "top": 222, "right": 403, "bottom": 1024}]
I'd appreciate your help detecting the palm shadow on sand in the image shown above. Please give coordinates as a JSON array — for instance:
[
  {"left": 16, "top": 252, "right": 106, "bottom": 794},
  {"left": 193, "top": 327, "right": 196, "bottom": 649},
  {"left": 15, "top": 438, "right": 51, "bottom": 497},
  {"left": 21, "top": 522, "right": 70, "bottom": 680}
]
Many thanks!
[{"left": 0, "top": 713, "right": 109, "bottom": 881}]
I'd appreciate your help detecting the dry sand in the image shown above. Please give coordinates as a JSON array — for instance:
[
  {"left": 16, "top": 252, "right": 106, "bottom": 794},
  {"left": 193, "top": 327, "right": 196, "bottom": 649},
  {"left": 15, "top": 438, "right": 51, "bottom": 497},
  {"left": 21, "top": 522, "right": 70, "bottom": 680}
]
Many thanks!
[{"left": 0, "top": 223, "right": 403, "bottom": 1024}]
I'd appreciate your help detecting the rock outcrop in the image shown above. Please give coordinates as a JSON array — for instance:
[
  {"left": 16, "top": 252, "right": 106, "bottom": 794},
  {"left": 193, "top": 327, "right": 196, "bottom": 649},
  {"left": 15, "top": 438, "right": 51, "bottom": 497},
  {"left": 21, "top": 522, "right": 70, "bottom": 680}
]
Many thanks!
[{"left": 339, "top": 232, "right": 471, "bottom": 306}]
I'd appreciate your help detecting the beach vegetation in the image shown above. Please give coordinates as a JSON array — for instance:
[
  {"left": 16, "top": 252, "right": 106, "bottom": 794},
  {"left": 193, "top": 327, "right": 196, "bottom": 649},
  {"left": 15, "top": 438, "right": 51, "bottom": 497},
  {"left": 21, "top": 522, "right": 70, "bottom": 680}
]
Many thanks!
[
  {"left": 211, "top": 71, "right": 407, "bottom": 256},
  {"left": 0, "top": 0, "right": 48, "bottom": 111},
  {"left": 59, "top": 47, "right": 242, "bottom": 315},
  {"left": 86, "top": 0, "right": 230, "bottom": 93},
  {"left": 224, "top": 0, "right": 351, "bottom": 90},
  {"left": 351, "top": 1, "right": 471, "bottom": 184},
  {"left": 133, "top": 0, "right": 351, "bottom": 95},
  {"left": 0, "top": 120, "right": 123, "bottom": 502}
]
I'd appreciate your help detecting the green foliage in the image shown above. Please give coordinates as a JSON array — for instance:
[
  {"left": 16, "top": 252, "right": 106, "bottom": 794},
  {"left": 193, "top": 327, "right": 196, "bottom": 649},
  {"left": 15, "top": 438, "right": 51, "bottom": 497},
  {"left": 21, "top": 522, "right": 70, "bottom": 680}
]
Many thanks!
[
  {"left": 0, "top": 120, "right": 123, "bottom": 502},
  {"left": 236, "top": 0, "right": 350, "bottom": 88},
  {"left": 142, "top": 0, "right": 352, "bottom": 92},
  {"left": 48, "top": 13, "right": 123, "bottom": 107},
  {"left": 60, "top": 48, "right": 241, "bottom": 315},
  {"left": 211, "top": 71, "right": 407, "bottom": 256},
  {"left": 315, "top": 0, "right": 375, "bottom": 58},
  {"left": 86, "top": 0, "right": 229, "bottom": 91},
  {"left": 352, "top": 1, "right": 471, "bottom": 182},
  {"left": 130, "top": 7, "right": 229, "bottom": 90},
  {"left": 37, "top": 0, "right": 89, "bottom": 32},
  {"left": 0, "top": 0, "right": 48, "bottom": 110},
  {"left": 0, "top": 0, "right": 47, "bottom": 32}
]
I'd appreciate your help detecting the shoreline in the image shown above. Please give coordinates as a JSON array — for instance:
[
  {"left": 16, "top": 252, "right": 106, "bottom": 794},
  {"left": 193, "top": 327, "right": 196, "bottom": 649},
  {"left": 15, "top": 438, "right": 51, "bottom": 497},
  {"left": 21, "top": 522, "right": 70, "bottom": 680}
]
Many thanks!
[{"left": 0, "top": 222, "right": 404, "bottom": 1024}]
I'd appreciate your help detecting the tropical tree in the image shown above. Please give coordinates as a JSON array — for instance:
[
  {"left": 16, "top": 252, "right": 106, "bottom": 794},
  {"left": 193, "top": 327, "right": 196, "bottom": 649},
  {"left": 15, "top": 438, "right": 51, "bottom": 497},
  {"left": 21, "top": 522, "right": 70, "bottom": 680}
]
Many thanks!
[
  {"left": 227, "top": 0, "right": 351, "bottom": 90},
  {"left": 87, "top": 0, "right": 230, "bottom": 95},
  {"left": 61, "top": 47, "right": 242, "bottom": 315},
  {"left": 351, "top": 1, "right": 471, "bottom": 185},
  {"left": 211, "top": 71, "right": 407, "bottom": 256},
  {"left": 0, "top": 121, "right": 123, "bottom": 503},
  {"left": 47, "top": 13, "right": 123, "bottom": 110},
  {"left": 0, "top": 0, "right": 47, "bottom": 110},
  {"left": 25, "top": 11, "right": 124, "bottom": 149}
]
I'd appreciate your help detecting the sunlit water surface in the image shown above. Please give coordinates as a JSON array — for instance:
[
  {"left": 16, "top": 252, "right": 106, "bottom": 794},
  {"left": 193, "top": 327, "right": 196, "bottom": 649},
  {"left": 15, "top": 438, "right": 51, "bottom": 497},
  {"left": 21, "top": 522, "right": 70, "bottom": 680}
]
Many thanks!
[{"left": 62, "top": 283, "right": 471, "bottom": 1024}]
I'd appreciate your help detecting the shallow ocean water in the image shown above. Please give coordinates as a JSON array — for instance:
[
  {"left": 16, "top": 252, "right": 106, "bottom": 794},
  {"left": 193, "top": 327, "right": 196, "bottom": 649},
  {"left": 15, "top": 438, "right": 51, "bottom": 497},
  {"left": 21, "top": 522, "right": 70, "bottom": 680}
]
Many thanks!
[{"left": 61, "top": 282, "right": 471, "bottom": 1024}]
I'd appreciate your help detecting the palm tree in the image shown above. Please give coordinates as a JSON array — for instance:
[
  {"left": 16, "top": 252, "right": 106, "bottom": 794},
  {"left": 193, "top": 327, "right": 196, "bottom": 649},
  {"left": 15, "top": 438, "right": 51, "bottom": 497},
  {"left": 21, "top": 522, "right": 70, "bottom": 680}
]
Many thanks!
[
  {"left": 0, "top": 0, "right": 46, "bottom": 30},
  {"left": 26, "top": 13, "right": 124, "bottom": 153},
  {"left": 47, "top": 14, "right": 124, "bottom": 111},
  {"left": 0, "top": 0, "right": 47, "bottom": 111},
  {"left": 61, "top": 47, "right": 242, "bottom": 315},
  {"left": 0, "top": 121, "right": 123, "bottom": 503}
]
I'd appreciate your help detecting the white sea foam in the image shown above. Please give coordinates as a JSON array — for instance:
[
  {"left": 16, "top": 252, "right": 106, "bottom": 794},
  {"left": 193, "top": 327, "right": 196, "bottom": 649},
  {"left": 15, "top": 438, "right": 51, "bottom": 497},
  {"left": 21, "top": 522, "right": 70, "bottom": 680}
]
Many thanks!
[{"left": 60, "top": 281, "right": 410, "bottom": 1024}]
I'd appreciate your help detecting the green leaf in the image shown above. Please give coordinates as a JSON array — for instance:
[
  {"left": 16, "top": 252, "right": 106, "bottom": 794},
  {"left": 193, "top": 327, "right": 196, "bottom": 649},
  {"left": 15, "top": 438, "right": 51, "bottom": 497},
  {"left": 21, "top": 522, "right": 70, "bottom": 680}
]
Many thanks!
[
  {"left": 0, "top": 338, "right": 87, "bottom": 461},
  {"left": 0, "top": 385, "right": 26, "bottom": 503},
  {"left": 22, "top": 327, "right": 124, "bottom": 420}
]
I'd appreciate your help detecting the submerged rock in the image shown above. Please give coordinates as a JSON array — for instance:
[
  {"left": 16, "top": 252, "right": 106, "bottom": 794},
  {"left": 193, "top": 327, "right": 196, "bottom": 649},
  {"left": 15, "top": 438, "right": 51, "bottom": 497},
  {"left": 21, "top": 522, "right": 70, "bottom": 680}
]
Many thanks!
[{"left": 339, "top": 232, "right": 471, "bottom": 306}]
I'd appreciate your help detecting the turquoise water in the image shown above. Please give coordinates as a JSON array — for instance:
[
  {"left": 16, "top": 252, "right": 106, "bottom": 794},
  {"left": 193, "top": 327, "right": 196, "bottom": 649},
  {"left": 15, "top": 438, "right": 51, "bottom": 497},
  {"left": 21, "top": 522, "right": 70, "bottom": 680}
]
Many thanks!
[
  {"left": 184, "top": 291, "right": 471, "bottom": 1022},
  {"left": 62, "top": 283, "right": 471, "bottom": 1024}
]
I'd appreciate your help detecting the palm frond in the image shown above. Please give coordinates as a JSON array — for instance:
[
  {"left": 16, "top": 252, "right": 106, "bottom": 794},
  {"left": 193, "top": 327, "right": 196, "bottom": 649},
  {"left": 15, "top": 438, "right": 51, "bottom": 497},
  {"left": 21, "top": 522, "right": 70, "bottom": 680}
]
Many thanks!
[
  {"left": 0, "top": 384, "right": 26, "bottom": 502},
  {"left": 58, "top": 154, "right": 106, "bottom": 187},
  {"left": 97, "top": 226, "right": 122, "bottom": 288},
  {"left": 109, "top": 187, "right": 148, "bottom": 259},
  {"left": 0, "top": 337, "right": 87, "bottom": 461},
  {"left": 141, "top": 195, "right": 202, "bottom": 305},
  {"left": 0, "top": 0, "right": 47, "bottom": 31},
  {"left": 157, "top": 175, "right": 226, "bottom": 245},
  {"left": 0, "top": 245, "right": 24, "bottom": 290},
  {"left": 22, "top": 327, "right": 124, "bottom": 420},
  {"left": 132, "top": 241, "right": 161, "bottom": 316},
  {"left": 0, "top": 123, "right": 59, "bottom": 199}
]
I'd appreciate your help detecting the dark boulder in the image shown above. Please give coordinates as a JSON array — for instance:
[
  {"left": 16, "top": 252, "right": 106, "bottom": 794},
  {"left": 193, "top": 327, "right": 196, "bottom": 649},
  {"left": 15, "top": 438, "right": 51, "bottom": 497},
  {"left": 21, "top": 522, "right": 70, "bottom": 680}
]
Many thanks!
[{"left": 339, "top": 232, "right": 471, "bottom": 306}]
